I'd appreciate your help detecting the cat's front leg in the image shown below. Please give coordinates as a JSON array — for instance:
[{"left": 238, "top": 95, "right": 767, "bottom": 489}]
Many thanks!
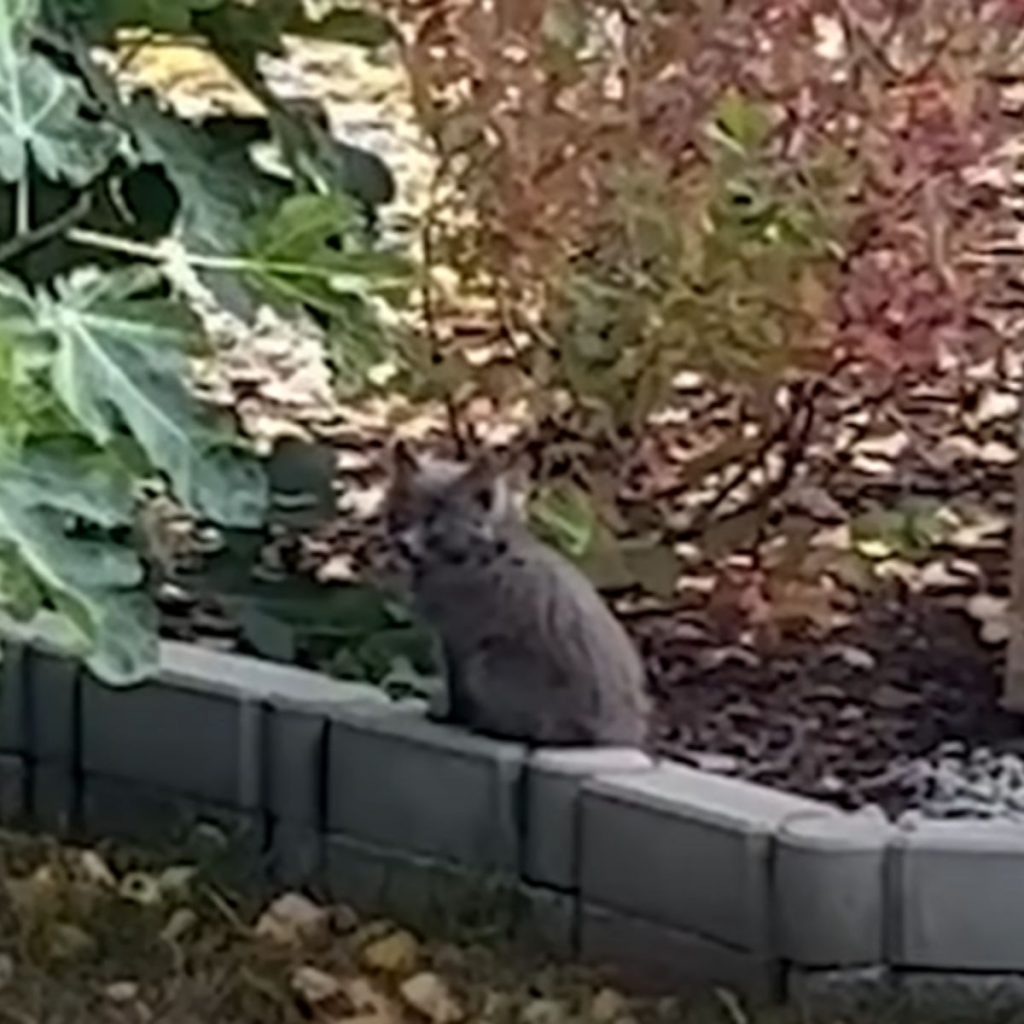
[{"left": 426, "top": 636, "right": 474, "bottom": 725}]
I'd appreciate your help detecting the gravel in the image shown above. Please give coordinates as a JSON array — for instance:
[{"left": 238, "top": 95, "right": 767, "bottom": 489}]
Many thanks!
[{"left": 896, "top": 743, "right": 1024, "bottom": 825}]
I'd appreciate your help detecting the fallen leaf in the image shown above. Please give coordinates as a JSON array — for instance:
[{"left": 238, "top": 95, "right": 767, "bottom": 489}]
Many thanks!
[
  {"left": 965, "top": 593, "right": 1010, "bottom": 644},
  {"left": 978, "top": 441, "right": 1016, "bottom": 466},
  {"left": 361, "top": 929, "right": 420, "bottom": 974},
  {"left": 950, "top": 514, "right": 1010, "bottom": 550},
  {"left": 590, "top": 987, "right": 630, "bottom": 1023},
  {"left": 918, "top": 560, "right": 972, "bottom": 591},
  {"left": 520, "top": 998, "right": 569, "bottom": 1024},
  {"left": 79, "top": 850, "right": 117, "bottom": 888},
  {"left": 973, "top": 388, "right": 1017, "bottom": 425},
  {"left": 49, "top": 923, "right": 95, "bottom": 961},
  {"left": 400, "top": 972, "right": 464, "bottom": 1024},
  {"left": 852, "top": 432, "right": 909, "bottom": 459},
  {"left": 255, "top": 892, "right": 330, "bottom": 947},
  {"left": 291, "top": 965, "right": 351, "bottom": 1015},
  {"left": 105, "top": 981, "right": 139, "bottom": 1004},
  {"left": 157, "top": 865, "right": 197, "bottom": 896},
  {"left": 161, "top": 907, "right": 197, "bottom": 943},
  {"left": 825, "top": 644, "right": 877, "bottom": 671},
  {"left": 0, "top": 953, "right": 13, "bottom": 989},
  {"left": 119, "top": 872, "right": 162, "bottom": 906}
]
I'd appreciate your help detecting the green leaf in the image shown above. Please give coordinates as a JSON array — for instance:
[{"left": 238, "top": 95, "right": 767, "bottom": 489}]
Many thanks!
[
  {"left": 91, "top": 0, "right": 223, "bottom": 33},
  {"left": 709, "top": 87, "right": 772, "bottom": 154},
  {"left": 529, "top": 481, "right": 597, "bottom": 558},
  {"left": 267, "top": 106, "right": 397, "bottom": 209},
  {"left": 24, "top": 265, "right": 266, "bottom": 526},
  {"left": 124, "top": 95, "right": 290, "bottom": 313},
  {"left": 247, "top": 193, "right": 409, "bottom": 389},
  {"left": 250, "top": 193, "right": 411, "bottom": 300},
  {"left": 0, "top": 445, "right": 156, "bottom": 682},
  {"left": 0, "top": 50, "right": 119, "bottom": 186},
  {"left": 287, "top": 7, "right": 395, "bottom": 47}
]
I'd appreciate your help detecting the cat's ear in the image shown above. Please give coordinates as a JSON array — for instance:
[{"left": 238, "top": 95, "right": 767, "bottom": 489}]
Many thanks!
[
  {"left": 460, "top": 450, "right": 505, "bottom": 513},
  {"left": 387, "top": 438, "right": 419, "bottom": 493},
  {"left": 390, "top": 440, "right": 419, "bottom": 483}
]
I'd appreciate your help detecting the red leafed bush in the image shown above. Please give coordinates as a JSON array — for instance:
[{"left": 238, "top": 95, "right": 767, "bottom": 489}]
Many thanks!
[{"left": 387, "top": 0, "right": 1023, "bottom": 619}]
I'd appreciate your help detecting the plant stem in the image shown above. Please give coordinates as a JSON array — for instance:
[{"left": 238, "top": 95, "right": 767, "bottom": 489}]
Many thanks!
[
  {"left": 14, "top": 176, "right": 29, "bottom": 236},
  {"left": 0, "top": 193, "right": 91, "bottom": 265},
  {"left": 66, "top": 228, "right": 404, "bottom": 288}
]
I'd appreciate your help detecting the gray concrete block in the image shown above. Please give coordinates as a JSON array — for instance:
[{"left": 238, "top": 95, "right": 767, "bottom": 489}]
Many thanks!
[
  {"left": 579, "top": 903, "right": 782, "bottom": 1001},
  {"left": 158, "top": 640, "right": 388, "bottom": 707},
  {"left": 581, "top": 763, "right": 831, "bottom": 951},
  {"left": 0, "top": 644, "right": 27, "bottom": 753},
  {"left": 267, "top": 818, "right": 323, "bottom": 888},
  {"left": 81, "top": 773, "right": 265, "bottom": 872},
  {"left": 775, "top": 811, "right": 894, "bottom": 967},
  {"left": 0, "top": 753, "right": 27, "bottom": 823},
  {"left": 524, "top": 747, "right": 653, "bottom": 891},
  {"left": 899, "top": 971, "right": 1024, "bottom": 1023},
  {"left": 889, "top": 821, "right": 1024, "bottom": 971},
  {"left": 81, "top": 674, "right": 265, "bottom": 810},
  {"left": 26, "top": 650, "right": 80, "bottom": 762},
  {"left": 30, "top": 762, "right": 78, "bottom": 836},
  {"left": 787, "top": 966, "right": 896, "bottom": 1022},
  {"left": 515, "top": 884, "right": 576, "bottom": 958},
  {"left": 327, "top": 705, "right": 525, "bottom": 872},
  {"left": 323, "top": 833, "right": 520, "bottom": 938},
  {"left": 266, "top": 705, "right": 326, "bottom": 824}
]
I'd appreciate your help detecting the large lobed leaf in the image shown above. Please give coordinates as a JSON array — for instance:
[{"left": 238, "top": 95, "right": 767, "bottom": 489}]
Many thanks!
[
  {"left": 247, "top": 193, "right": 411, "bottom": 392},
  {"left": 0, "top": 0, "right": 119, "bottom": 186},
  {"left": 2, "top": 266, "right": 267, "bottom": 527},
  {"left": 0, "top": 443, "right": 156, "bottom": 682}
]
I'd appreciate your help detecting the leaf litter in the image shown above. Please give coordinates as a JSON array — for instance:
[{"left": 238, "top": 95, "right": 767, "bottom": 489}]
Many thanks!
[{"left": 0, "top": 827, "right": 815, "bottom": 1023}]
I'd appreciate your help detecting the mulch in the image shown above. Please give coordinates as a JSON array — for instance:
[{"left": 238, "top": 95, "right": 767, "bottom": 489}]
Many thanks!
[{"left": 639, "top": 592, "right": 1024, "bottom": 814}]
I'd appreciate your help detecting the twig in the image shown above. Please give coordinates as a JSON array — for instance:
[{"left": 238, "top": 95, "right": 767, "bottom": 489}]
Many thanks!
[
  {"left": 419, "top": 163, "right": 467, "bottom": 456},
  {"left": 0, "top": 192, "right": 92, "bottom": 265}
]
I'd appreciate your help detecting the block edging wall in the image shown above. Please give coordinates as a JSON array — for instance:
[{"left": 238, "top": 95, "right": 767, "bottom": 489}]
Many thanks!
[{"left": 2, "top": 640, "right": 1023, "bottom": 1014}]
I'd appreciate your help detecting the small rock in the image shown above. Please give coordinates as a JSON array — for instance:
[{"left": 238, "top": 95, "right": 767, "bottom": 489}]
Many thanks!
[
  {"left": 255, "top": 892, "right": 330, "bottom": 946},
  {"left": 590, "top": 987, "right": 630, "bottom": 1023},
  {"left": 105, "top": 981, "right": 139, "bottom": 1004},
  {"left": 361, "top": 929, "right": 420, "bottom": 974},
  {"left": 400, "top": 971, "right": 464, "bottom": 1024}
]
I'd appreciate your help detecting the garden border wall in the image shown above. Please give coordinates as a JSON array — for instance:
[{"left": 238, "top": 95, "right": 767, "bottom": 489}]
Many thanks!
[{"left": 3, "top": 639, "right": 1024, "bottom": 1018}]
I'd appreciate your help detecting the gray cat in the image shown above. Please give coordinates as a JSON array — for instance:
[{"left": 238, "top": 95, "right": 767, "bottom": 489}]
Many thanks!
[{"left": 385, "top": 443, "right": 650, "bottom": 747}]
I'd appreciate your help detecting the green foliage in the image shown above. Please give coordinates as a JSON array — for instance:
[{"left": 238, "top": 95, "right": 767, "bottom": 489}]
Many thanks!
[
  {"left": 0, "top": 0, "right": 409, "bottom": 681},
  {"left": 548, "top": 92, "right": 847, "bottom": 434},
  {"left": 852, "top": 500, "right": 950, "bottom": 564}
]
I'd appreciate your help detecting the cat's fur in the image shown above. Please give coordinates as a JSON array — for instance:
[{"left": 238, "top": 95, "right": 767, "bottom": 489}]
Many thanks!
[{"left": 385, "top": 443, "right": 650, "bottom": 747}]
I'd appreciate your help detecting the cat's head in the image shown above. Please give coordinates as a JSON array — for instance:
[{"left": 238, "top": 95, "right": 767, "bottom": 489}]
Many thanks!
[{"left": 385, "top": 443, "right": 517, "bottom": 564}]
